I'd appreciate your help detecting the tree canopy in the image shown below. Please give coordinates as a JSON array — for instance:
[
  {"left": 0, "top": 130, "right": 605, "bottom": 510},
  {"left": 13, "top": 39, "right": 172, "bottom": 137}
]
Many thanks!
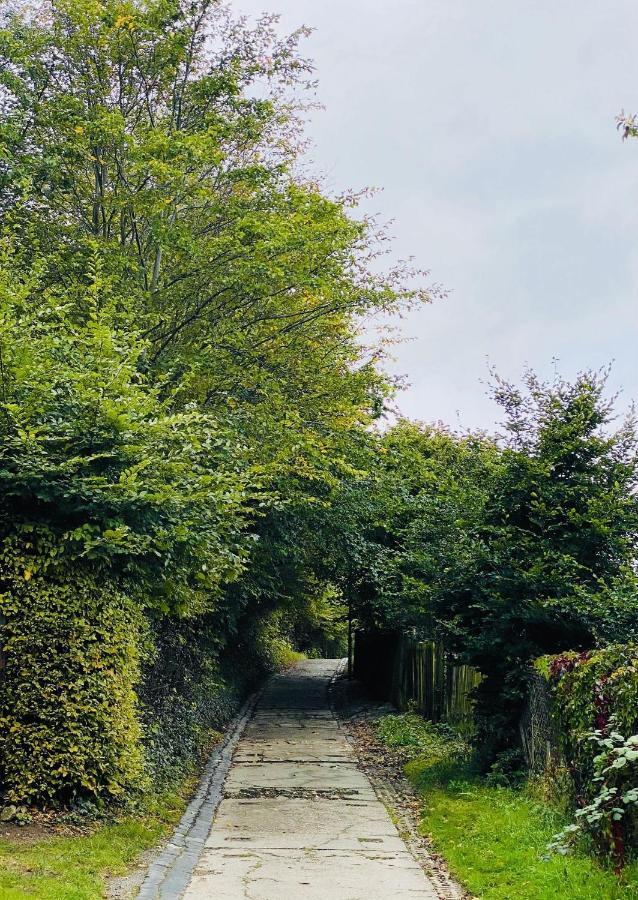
[
  {"left": 343, "top": 371, "right": 638, "bottom": 759},
  {"left": 1, "top": 0, "right": 637, "bottom": 806}
]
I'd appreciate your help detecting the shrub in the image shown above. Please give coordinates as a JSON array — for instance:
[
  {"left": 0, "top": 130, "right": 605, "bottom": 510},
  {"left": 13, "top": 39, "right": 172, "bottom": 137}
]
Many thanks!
[
  {"left": 0, "top": 544, "right": 144, "bottom": 806},
  {"left": 251, "top": 610, "right": 306, "bottom": 673},
  {"left": 548, "top": 723, "right": 638, "bottom": 870},
  {"left": 540, "top": 645, "right": 638, "bottom": 866},
  {"left": 540, "top": 646, "right": 638, "bottom": 790}
]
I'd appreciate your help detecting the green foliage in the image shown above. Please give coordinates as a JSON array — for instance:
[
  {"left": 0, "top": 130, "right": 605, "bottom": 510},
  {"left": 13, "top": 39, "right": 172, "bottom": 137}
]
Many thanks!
[
  {"left": 375, "top": 712, "right": 471, "bottom": 790},
  {"left": 0, "top": 237, "right": 253, "bottom": 613},
  {"left": 0, "top": 547, "right": 144, "bottom": 806},
  {"left": 0, "top": 0, "right": 424, "bottom": 807},
  {"left": 0, "top": 0, "right": 424, "bottom": 449},
  {"left": 375, "top": 712, "right": 469, "bottom": 762},
  {"left": 138, "top": 615, "right": 246, "bottom": 787},
  {"left": 250, "top": 610, "right": 305, "bottom": 672},
  {"left": 286, "top": 588, "right": 348, "bottom": 659},
  {"left": 349, "top": 371, "right": 638, "bottom": 762},
  {"left": 484, "top": 749, "right": 528, "bottom": 789},
  {"left": 544, "top": 646, "right": 638, "bottom": 787},
  {"left": 0, "top": 236, "right": 252, "bottom": 805},
  {"left": 548, "top": 724, "right": 638, "bottom": 865},
  {"left": 542, "top": 646, "right": 638, "bottom": 864}
]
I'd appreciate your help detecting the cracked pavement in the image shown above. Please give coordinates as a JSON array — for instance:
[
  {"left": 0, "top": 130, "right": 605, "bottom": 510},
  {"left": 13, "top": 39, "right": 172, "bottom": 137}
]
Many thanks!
[{"left": 182, "top": 659, "right": 439, "bottom": 899}]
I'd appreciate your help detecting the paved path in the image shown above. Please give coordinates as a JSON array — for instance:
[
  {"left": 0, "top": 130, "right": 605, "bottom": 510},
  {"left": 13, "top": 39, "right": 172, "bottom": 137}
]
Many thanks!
[{"left": 182, "top": 659, "right": 438, "bottom": 900}]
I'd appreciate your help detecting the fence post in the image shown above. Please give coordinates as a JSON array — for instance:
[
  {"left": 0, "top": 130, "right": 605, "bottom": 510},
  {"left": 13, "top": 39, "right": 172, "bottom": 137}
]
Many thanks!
[{"left": 347, "top": 598, "right": 353, "bottom": 680}]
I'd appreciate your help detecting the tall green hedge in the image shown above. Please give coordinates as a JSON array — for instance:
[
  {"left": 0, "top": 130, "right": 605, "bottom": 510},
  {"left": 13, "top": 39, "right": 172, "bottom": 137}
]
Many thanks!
[
  {"left": 0, "top": 547, "right": 144, "bottom": 806},
  {"left": 0, "top": 545, "right": 312, "bottom": 806}
]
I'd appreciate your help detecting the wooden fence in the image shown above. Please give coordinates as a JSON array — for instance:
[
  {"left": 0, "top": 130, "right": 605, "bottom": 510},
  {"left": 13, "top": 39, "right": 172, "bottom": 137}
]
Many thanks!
[{"left": 354, "top": 631, "right": 481, "bottom": 734}]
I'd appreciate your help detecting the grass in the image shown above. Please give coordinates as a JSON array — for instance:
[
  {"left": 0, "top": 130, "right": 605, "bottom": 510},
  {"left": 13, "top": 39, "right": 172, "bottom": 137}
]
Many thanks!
[
  {"left": 0, "top": 783, "right": 191, "bottom": 900},
  {"left": 376, "top": 712, "right": 468, "bottom": 760},
  {"left": 375, "top": 713, "right": 638, "bottom": 900},
  {"left": 278, "top": 647, "right": 307, "bottom": 669}
]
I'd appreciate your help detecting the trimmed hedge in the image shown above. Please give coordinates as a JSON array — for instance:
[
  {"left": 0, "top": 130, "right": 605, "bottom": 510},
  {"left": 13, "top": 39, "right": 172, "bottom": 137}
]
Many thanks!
[
  {"left": 0, "top": 545, "right": 304, "bottom": 807},
  {"left": 0, "top": 548, "right": 144, "bottom": 806}
]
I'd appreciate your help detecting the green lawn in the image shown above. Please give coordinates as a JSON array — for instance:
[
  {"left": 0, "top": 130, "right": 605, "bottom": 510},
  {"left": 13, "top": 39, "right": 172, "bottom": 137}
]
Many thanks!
[
  {"left": 0, "top": 786, "right": 189, "bottom": 900},
  {"left": 376, "top": 714, "right": 638, "bottom": 900}
]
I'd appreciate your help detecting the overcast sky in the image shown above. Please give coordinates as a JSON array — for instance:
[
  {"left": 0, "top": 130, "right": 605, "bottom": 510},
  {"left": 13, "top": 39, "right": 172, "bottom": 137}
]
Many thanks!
[{"left": 237, "top": 0, "right": 638, "bottom": 430}]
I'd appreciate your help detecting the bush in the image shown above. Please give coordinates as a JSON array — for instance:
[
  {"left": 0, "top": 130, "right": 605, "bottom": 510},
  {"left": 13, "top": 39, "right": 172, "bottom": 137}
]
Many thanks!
[
  {"left": 485, "top": 748, "right": 527, "bottom": 788},
  {"left": 540, "top": 645, "right": 638, "bottom": 865},
  {"left": 548, "top": 724, "right": 638, "bottom": 869},
  {"left": 540, "top": 646, "right": 638, "bottom": 790},
  {"left": 0, "top": 545, "right": 144, "bottom": 806},
  {"left": 251, "top": 610, "right": 307, "bottom": 673}
]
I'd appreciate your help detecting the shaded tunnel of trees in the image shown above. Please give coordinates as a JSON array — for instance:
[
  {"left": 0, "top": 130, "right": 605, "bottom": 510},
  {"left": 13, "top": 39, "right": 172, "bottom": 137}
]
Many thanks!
[{"left": 0, "top": 2, "right": 637, "bottom": 832}]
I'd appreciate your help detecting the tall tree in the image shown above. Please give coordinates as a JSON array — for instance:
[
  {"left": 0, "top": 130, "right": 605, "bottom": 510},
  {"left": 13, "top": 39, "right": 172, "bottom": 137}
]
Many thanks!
[
  {"left": 0, "top": 0, "right": 430, "bottom": 804},
  {"left": 345, "top": 373, "right": 638, "bottom": 764}
]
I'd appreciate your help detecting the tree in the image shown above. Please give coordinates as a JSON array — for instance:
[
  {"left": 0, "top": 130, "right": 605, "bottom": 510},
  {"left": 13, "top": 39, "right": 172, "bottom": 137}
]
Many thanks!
[
  {"left": 460, "top": 371, "right": 638, "bottom": 758},
  {"left": 0, "top": 0, "right": 425, "bottom": 443},
  {"left": 346, "top": 373, "right": 638, "bottom": 764},
  {"left": 0, "top": 0, "right": 430, "bottom": 804}
]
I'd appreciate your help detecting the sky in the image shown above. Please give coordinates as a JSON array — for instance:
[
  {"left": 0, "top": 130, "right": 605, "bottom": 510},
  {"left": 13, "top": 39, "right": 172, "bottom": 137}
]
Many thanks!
[{"left": 237, "top": 0, "right": 638, "bottom": 430}]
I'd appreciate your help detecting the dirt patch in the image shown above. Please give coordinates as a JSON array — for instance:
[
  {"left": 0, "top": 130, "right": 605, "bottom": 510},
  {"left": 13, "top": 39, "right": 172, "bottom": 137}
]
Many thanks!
[
  {"left": 0, "top": 810, "right": 91, "bottom": 847},
  {"left": 0, "top": 822, "right": 54, "bottom": 847},
  {"left": 226, "top": 786, "right": 363, "bottom": 800}
]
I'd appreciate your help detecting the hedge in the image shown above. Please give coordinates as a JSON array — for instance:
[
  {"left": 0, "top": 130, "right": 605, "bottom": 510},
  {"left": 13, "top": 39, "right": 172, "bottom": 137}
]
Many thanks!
[
  {"left": 0, "top": 547, "right": 144, "bottom": 806},
  {"left": 0, "top": 541, "right": 303, "bottom": 807}
]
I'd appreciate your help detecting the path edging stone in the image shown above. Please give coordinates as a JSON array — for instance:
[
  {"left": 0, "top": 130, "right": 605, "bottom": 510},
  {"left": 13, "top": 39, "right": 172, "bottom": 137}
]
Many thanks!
[{"left": 136, "top": 687, "right": 261, "bottom": 899}]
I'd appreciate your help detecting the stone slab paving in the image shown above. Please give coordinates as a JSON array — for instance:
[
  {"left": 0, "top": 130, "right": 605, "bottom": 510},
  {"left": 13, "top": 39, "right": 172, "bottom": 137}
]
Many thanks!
[{"left": 182, "top": 659, "right": 439, "bottom": 900}]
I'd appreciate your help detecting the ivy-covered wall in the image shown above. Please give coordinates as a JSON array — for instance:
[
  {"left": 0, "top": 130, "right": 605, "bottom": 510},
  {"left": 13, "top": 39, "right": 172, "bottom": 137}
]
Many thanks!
[
  {"left": 537, "top": 645, "right": 638, "bottom": 787},
  {"left": 138, "top": 609, "right": 297, "bottom": 788},
  {"left": 536, "top": 645, "right": 638, "bottom": 863}
]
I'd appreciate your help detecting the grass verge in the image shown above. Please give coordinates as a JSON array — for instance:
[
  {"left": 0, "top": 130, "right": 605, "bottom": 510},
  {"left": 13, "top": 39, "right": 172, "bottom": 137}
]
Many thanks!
[
  {"left": 0, "top": 780, "right": 193, "bottom": 900},
  {"left": 376, "top": 713, "right": 638, "bottom": 900}
]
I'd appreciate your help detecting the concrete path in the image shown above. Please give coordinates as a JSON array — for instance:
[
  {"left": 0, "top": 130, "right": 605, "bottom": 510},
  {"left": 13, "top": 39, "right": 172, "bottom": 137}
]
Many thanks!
[{"left": 182, "top": 659, "right": 439, "bottom": 900}]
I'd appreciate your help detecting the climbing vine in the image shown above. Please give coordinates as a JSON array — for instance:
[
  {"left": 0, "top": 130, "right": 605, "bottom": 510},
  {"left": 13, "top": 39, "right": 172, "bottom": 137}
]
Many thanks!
[{"left": 540, "top": 645, "right": 638, "bottom": 866}]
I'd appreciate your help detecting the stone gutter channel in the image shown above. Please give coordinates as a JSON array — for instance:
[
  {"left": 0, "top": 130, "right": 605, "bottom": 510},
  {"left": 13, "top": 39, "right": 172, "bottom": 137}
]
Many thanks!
[{"left": 134, "top": 689, "right": 261, "bottom": 900}]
